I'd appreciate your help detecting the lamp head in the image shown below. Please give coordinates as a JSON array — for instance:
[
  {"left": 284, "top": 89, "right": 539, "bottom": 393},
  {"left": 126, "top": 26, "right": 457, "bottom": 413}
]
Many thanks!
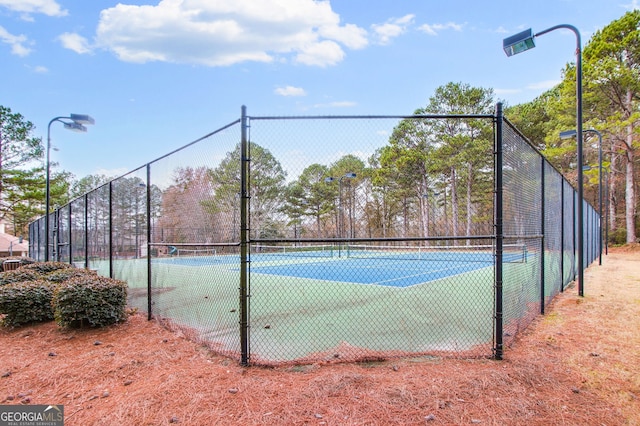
[
  {"left": 344, "top": 172, "right": 357, "bottom": 178},
  {"left": 70, "top": 114, "right": 95, "bottom": 125},
  {"left": 503, "top": 28, "right": 535, "bottom": 57},
  {"left": 559, "top": 129, "right": 578, "bottom": 139},
  {"left": 324, "top": 177, "right": 335, "bottom": 183},
  {"left": 63, "top": 122, "right": 88, "bottom": 133}
]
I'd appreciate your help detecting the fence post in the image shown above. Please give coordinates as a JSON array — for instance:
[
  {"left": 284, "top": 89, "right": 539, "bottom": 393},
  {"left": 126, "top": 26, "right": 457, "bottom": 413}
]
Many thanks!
[
  {"left": 146, "top": 164, "right": 153, "bottom": 320},
  {"left": 67, "top": 204, "right": 72, "bottom": 264},
  {"left": 494, "top": 102, "right": 504, "bottom": 360},
  {"left": 109, "top": 181, "right": 114, "bottom": 279},
  {"left": 540, "top": 159, "right": 545, "bottom": 315},
  {"left": 53, "top": 208, "right": 59, "bottom": 261},
  {"left": 560, "top": 181, "right": 565, "bottom": 292},
  {"left": 240, "top": 106, "right": 250, "bottom": 366},
  {"left": 572, "top": 190, "right": 582, "bottom": 281},
  {"left": 84, "top": 194, "right": 89, "bottom": 269}
]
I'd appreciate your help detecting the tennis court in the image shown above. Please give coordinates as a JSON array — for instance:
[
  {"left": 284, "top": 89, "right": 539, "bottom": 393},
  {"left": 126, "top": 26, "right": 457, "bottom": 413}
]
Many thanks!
[
  {"left": 132, "top": 245, "right": 513, "bottom": 362},
  {"left": 30, "top": 110, "right": 601, "bottom": 365},
  {"left": 155, "top": 243, "right": 527, "bottom": 289}
]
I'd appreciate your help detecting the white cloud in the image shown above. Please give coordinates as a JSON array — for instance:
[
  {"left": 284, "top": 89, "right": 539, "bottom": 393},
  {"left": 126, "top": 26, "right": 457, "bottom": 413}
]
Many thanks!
[
  {"left": 94, "top": 0, "right": 367, "bottom": 67},
  {"left": 371, "top": 14, "right": 414, "bottom": 45},
  {"left": 418, "top": 22, "right": 464, "bottom": 36},
  {"left": 319, "top": 23, "right": 368, "bottom": 49},
  {"left": 25, "top": 64, "right": 49, "bottom": 73},
  {"left": 295, "top": 40, "right": 344, "bottom": 66},
  {"left": 0, "top": 0, "right": 67, "bottom": 17},
  {"left": 275, "top": 86, "right": 307, "bottom": 97},
  {"left": 0, "top": 25, "right": 31, "bottom": 56},
  {"left": 58, "top": 32, "right": 92, "bottom": 54}
]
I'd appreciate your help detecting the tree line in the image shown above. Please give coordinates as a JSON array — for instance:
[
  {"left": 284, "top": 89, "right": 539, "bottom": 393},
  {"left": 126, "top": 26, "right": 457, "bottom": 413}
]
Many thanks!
[{"left": 2, "top": 10, "right": 638, "bottom": 244}]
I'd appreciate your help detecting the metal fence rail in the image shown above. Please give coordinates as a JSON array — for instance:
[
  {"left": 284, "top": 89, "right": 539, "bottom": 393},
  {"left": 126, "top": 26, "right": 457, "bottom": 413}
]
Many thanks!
[{"left": 29, "top": 103, "right": 601, "bottom": 365}]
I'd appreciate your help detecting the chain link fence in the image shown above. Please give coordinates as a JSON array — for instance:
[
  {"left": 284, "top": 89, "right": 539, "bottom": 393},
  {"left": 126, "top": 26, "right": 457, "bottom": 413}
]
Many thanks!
[{"left": 29, "top": 104, "right": 600, "bottom": 365}]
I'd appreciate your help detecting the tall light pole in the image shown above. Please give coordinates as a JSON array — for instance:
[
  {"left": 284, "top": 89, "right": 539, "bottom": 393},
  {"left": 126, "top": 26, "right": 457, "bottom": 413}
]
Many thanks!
[
  {"left": 560, "top": 128, "right": 603, "bottom": 265},
  {"left": 504, "top": 24, "right": 584, "bottom": 296},
  {"left": 45, "top": 114, "right": 94, "bottom": 261},
  {"left": 325, "top": 172, "right": 356, "bottom": 239}
]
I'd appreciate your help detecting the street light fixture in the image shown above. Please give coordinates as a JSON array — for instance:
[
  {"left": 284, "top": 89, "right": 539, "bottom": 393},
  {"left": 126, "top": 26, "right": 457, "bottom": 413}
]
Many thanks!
[
  {"left": 502, "top": 29, "right": 536, "bottom": 56},
  {"left": 560, "top": 128, "right": 603, "bottom": 265},
  {"left": 504, "top": 24, "right": 585, "bottom": 296},
  {"left": 45, "top": 114, "right": 95, "bottom": 261}
]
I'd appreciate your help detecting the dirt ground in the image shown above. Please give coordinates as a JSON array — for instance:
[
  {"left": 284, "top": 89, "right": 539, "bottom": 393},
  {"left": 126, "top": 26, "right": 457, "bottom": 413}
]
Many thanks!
[{"left": 1, "top": 247, "right": 639, "bottom": 426}]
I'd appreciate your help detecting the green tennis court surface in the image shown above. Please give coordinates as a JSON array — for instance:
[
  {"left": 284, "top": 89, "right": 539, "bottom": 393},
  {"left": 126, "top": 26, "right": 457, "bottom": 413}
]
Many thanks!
[{"left": 114, "top": 243, "right": 533, "bottom": 361}]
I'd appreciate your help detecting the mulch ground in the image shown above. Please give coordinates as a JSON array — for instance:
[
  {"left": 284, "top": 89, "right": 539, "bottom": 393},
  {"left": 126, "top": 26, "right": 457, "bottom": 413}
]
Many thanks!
[{"left": 1, "top": 247, "right": 639, "bottom": 425}]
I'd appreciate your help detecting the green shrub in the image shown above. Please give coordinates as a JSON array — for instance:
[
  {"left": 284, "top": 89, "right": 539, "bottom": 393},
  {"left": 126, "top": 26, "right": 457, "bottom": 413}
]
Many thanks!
[
  {"left": 0, "top": 269, "right": 42, "bottom": 286},
  {"left": 608, "top": 228, "right": 627, "bottom": 246},
  {"left": 21, "top": 261, "right": 73, "bottom": 274},
  {"left": 46, "top": 268, "right": 97, "bottom": 283},
  {"left": 53, "top": 275, "right": 128, "bottom": 328},
  {"left": 0, "top": 280, "right": 57, "bottom": 327}
]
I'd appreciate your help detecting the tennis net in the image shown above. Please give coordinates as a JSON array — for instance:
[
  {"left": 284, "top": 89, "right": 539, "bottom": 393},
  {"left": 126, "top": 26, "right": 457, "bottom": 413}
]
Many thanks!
[
  {"left": 250, "top": 244, "right": 335, "bottom": 258},
  {"left": 175, "top": 248, "right": 217, "bottom": 257},
  {"left": 345, "top": 243, "right": 527, "bottom": 263}
]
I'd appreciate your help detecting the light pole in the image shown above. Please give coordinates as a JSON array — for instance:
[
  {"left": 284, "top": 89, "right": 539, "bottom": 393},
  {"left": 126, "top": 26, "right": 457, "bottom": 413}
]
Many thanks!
[
  {"left": 45, "top": 114, "right": 94, "bottom": 261},
  {"left": 325, "top": 172, "right": 356, "bottom": 239},
  {"left": 504, "top": 24, "right": 584, "bottom": 296},
  {"left": 560, "top": 128, "right": 603, "bottom": 265}
]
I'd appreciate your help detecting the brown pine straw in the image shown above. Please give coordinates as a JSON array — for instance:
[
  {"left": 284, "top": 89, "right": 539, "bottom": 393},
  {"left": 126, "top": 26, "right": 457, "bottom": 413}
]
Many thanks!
[{"left": 1, "top": 247, "right": 638, "bottom": 425}]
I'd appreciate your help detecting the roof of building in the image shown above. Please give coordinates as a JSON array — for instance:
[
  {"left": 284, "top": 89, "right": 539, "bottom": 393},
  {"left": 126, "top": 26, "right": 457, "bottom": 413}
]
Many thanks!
[{"left": 0, "top": 231, "right": 29, "bottom": 253}]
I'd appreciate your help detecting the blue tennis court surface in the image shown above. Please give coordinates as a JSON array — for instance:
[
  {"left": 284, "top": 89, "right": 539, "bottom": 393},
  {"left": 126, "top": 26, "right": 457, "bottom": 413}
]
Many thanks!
[
  {"left": 151, "top": 245, "right": 525, "bottom": 287},
  {"left": 250, "top": 258, "right": 492, "bottom": 288}
]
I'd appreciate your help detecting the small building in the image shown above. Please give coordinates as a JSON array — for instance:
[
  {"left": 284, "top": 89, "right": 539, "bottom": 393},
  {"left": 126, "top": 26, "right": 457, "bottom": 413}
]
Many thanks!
[{"left": 0, "top": 222, "right": 29, "bottom": 257}]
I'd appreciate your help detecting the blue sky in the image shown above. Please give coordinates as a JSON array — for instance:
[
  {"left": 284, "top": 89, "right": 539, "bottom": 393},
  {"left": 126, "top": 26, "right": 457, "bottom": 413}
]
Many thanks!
[{"left": 1, "top": 0, "right": 637, "bottom": 181}]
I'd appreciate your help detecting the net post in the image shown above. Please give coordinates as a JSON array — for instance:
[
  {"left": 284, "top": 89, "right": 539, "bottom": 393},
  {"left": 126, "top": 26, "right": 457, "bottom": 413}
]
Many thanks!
[
  {"left": 239, "top": 106, "right": 250, "bottom": 366},
  {"left": 494, "top": 102, "right": 504, "bottom": 360}
]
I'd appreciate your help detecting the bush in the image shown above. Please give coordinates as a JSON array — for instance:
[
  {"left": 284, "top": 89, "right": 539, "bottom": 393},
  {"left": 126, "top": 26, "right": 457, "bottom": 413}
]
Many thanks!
[
  {"left": 53, "top": 275, "right": 128, "bottom": 328},
  {"left": 21, "top": 261, "right": 73, "bottom": 274},
  {"left": 608, "top": 228, "right": 630, "bottom": 246},
  {"left": 46, "top": 268, "right": 97, "bottom": 283},
  {"left": 0, "top": 280, "right": 57, "bottom": 327},
  {"left": 0, "top": 269, "right": 42, "bottom": 286}
]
